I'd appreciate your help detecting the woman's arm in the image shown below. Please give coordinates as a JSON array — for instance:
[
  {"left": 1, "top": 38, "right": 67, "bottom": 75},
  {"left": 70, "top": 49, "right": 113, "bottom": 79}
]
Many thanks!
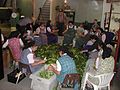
[
  {"left": 48, "top": 65, "right": 60, "bottom": 75},
  {"left": 2, "top": 40, "right": 8, "bottom": 48},
  {"left": 31, "top": 60, "right": 45, "bottom": 67},
  {"left": 48, "top": 60, "right": 61, "bottom": 75},
  {"left": 27, "top": 53, "right": 45, "bottom": 67},
  {"left": 19, "top": 38, "right": 24, "bottom": 47}
]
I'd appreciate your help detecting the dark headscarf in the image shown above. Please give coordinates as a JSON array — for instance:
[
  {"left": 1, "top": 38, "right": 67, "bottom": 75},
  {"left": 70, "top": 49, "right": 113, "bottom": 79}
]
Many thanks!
[
  {"left": 102, "top": 47, "right": 112, "bottom": 59},
  {"left": 8, "top": 31, "right": 20, "bottom": 39},
  {"left": 58, "top": 46, "right": 73, "bottom": 58}
]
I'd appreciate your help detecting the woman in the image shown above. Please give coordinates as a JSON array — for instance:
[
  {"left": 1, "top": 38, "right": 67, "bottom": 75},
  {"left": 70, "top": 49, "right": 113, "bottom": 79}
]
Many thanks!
[
  {"left": 36, "top": 22, "right": 48, "bottom": 45},
  {"left": 81, "top": 44, "right": 114, "bottom": 89},
  {"left": 2, "top": 31, "right": 24, "bottom": 61},
  {"left": 0, "top": 29, "right": 4, "bottom": 44},
  {"left": 48, "top": 46, "right": 78, "bottom": 90},
  {"left": 20, "top": 41, "right": 45, "bottom": 73},
  {"left": 55, "top": 9, "right": 67, "bottom": 36},
  {"left": 33, "top": 27, "right": 42, "bottom": 46},
  {"left": 46, "top": 20, "right": 58, "bottom": 44},
  {"left": 63, "top": 21, "right": 76, "bottom": 46}
]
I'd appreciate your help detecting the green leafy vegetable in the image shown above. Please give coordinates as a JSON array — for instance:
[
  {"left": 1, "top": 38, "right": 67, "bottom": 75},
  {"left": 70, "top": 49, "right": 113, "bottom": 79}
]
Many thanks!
[
  {"left": 35, "top": 44, "right": 87, "bottom": 79},
  {"left": 39, "top": 70, "right": 54, "bottom": 79}
]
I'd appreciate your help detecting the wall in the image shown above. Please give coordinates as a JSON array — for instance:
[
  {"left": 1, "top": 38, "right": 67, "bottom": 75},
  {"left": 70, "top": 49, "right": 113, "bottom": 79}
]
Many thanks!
[
  {"left": 16, "top": 0, "right": 120, "bottom": 31},
  {"left": 16, "top": 0, "right": 48, "bottom": 20},
  {"left": 101, "top": 0, "right": 120, "bottom": 31},
  {"left": 16, "top": 0, "right": 103, "bottom": 23},
  {"left": 16, "top": 0, "right": 37, "bottom": 18},
  {"left": 50, "top": 0, "right": 64, "bottom": 24},
  {"left": 67, "top": 0, "right": 103, "bottom": 23},
  {"left": 101, "top": 0, "right": 111, "bottom": 29},
  {"left": 110, "top": 2, "right": 120, "bottom": 31},
  {"left": 16, "top": 0, "right": 32, "bottom": 17},
  {"left": 34, "top": 0, "right": 46, "bottom": 19}
]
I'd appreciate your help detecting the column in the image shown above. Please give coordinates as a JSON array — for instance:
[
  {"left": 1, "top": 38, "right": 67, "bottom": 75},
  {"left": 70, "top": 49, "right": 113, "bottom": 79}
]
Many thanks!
[
  {"left": 32, "top": 0, "right": 35, "bottom": 22},
  {"left": 0, "top": 29, "right": 4, "bottom": 80}
]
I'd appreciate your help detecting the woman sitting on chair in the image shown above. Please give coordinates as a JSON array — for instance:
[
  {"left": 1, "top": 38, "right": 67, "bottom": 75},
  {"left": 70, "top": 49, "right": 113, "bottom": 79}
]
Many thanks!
[
  {"left": 20, "top": 41, "right": 45, "bottom": 73},
  {"left": 81, "top": 43, "right": 114, "bottom": 89},
  {"left": 47, "top": 46, "right": 79, "bottom": 90},
  {"left": 2, "top": 31, "right": 24, "bottom": 61}
]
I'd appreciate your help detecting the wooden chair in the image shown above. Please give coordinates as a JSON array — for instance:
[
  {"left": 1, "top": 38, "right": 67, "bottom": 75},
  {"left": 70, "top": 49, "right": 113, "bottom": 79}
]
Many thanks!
[
  {"left": 8, "top": 47, "right": 31, "bottom": 75},
  {"left": 8, "top": 46, "right": 20, "bottom": 70},
  {"left": 60, "top": 73, "right": 80, "bottom": 90}
]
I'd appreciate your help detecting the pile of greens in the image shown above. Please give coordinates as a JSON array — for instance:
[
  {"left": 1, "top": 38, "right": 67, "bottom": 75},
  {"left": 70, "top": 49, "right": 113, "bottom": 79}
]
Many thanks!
[
  {"left": 39, "top": 70, "right": 54, "bottom": 79},
  {"left": 36, "top": 44, "right": 59, "bottom": 64},
  {"left": 35, "top": 44, "right": 87, "bottom": 79}
]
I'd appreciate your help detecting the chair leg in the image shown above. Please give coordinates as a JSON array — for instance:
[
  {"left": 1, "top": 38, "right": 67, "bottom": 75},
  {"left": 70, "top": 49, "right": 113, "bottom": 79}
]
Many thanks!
[
  {"left": 82, "top": 73, "right": 88, "bottom": 90},
  {"left": 82, "top": 83, "right": 86, "bottom": 90},
  {"left": 57, "top": 84, "right": 61, "bottom": 90},
  {"left": 108, "top": 85, "right": 110, "bottom": 90},
  {"left": 93, "top": 85, "right": 98, "bottom": 90},
  {"left": 30, "top": 80, "right": 33, "bottom": 89}
]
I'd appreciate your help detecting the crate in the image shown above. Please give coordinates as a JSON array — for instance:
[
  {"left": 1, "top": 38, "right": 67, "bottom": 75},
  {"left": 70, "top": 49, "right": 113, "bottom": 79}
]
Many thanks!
[
  {"left": 7, "top": 68, "right": 26, "bottom": 84},
  {"left": 29, "top": 66, "right": 57, "bottom": 90}
]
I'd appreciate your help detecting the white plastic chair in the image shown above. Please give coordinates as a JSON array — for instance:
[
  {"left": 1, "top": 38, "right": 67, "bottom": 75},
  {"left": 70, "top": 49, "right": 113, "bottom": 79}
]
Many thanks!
[{"left": 82, "top": 72, "right": 114, "bottom": 90}]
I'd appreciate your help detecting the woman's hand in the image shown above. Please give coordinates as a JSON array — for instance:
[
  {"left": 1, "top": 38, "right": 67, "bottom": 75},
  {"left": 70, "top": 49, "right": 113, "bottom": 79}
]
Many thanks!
[
  {"left": 39, "top": 60, "right": 46, "bottom": 64},
  {"left": 47, "top": 65, "right": 54, "bottom": 71}
]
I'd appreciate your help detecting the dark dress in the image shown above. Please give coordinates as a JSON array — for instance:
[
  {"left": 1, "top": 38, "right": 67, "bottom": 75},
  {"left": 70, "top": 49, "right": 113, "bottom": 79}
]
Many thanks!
[
  {"left": 105, "top": 32, "right": 115, "bottom": 45},
  {"left": 46, "top": 27, "right": 58, "bottom": 44},
  {"left": 33, "top": 35, "right": 42, "bottom": 46},
  {"left": 63, "top": 26, "right": 76, "bottom": 45}
]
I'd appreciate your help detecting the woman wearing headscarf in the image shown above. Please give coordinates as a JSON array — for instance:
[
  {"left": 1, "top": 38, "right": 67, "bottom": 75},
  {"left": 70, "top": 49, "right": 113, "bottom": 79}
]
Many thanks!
[
  {"left": 48, "top": 46, "right": 78, "bottom": 90},
  {"left": 81, "top": 44, "right": 114, "bottom": 89}
]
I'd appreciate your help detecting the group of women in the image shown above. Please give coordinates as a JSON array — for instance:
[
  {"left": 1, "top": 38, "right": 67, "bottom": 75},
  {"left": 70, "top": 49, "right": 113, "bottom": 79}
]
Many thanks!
[{"left": 1, "top": 17, "right": 118, "bottom": 90}]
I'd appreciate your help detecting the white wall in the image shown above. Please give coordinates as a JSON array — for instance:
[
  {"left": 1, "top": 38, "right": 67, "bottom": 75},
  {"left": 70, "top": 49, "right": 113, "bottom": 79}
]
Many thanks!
[
  {"left": 110, "top": 2, "right": 120, "bottom": 31},
  {"left": 101, "top": 0, "right": 120, "bottom": 31},
  {"left": 67, "top": 0, "right": 103, "bottom": 23}
]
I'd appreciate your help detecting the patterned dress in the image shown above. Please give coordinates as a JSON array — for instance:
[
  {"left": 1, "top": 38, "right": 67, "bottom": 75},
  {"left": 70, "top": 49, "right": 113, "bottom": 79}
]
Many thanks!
[
  {"left": 57, "top": 54, "right": 77, "bottom": 83},
  {"left": 8, "top": 38, "right": 22, "bottom": 61},
  {"left": 57, "top": 54, "right": 79, "bottom": 90}
]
